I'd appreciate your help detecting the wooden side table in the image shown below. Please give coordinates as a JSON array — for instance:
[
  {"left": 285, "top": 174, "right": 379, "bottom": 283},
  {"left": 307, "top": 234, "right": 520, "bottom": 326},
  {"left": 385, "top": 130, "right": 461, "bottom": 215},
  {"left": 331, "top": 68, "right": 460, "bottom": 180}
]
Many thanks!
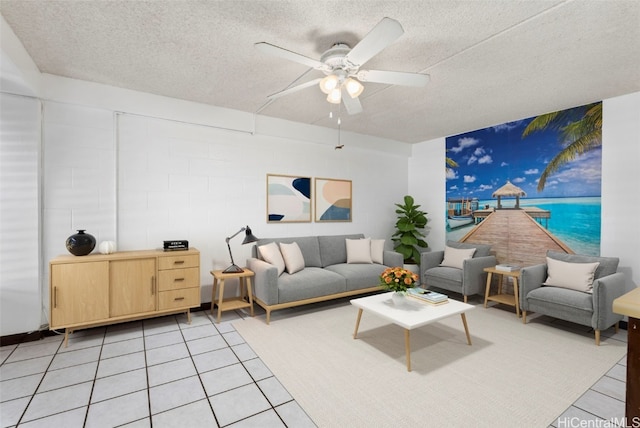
[
  {"left": 210, "top": 269, "right": 255, "bottom": 323},
  {"left": 483, "top": 266, "right": 521, "bottom": 317}
]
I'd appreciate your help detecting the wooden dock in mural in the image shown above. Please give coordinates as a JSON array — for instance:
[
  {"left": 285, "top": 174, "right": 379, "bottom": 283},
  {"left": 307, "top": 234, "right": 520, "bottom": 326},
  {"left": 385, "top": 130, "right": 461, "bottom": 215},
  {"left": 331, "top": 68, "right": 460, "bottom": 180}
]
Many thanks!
[
  {"left": 473, "top": 207, "right": 550, "bottom": 227},
  {"left": 460, "top": 209, "right": 572, "bottom": 267}
]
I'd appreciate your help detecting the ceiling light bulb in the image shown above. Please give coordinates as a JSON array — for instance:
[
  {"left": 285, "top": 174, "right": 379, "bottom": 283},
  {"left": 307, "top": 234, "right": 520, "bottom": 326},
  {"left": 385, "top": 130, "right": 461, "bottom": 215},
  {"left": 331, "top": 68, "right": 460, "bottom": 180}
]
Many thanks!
[
  {"left": 345, "top": 78, "right": 364, "bottom": 98},
  {"left": 319, "top": 75, "right": 339, "bottom": 94},
  {"left": 327, "top": 88, "right": 342, "bottom": 104}
]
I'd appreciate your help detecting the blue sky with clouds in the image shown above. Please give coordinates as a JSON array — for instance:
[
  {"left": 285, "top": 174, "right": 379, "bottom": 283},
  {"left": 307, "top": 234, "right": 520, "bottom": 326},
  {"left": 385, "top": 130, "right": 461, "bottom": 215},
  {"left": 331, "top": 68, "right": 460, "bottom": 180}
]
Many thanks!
[{"left": 445, "top": 106, "right": 602, "bottom": 200}]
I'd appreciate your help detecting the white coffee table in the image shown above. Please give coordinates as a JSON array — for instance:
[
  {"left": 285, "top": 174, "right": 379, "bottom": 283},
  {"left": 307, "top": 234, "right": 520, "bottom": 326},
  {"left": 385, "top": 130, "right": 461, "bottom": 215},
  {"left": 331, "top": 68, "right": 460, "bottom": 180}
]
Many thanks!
[{"left": 351, "top": 292, "right": 474, "bottom": 371}]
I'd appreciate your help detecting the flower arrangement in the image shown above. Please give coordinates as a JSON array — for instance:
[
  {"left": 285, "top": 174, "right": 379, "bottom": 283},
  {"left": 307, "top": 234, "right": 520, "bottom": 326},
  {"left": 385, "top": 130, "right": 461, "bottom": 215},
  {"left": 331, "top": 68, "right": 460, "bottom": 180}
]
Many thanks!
[{"left": 379, "top": 266, "right": 418, "bottom": 293}]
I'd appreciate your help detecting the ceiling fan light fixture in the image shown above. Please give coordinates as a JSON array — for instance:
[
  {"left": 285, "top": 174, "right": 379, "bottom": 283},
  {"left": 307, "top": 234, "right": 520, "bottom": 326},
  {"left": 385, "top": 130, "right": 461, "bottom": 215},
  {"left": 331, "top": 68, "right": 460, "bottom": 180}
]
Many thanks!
[
  {"left": 344, "top": 78, "right": 364, "bottom": 98},
  {"left": 327, "top": 88, "right": 342, "bottom": 104},
  {"left": 319, "top": 75, "right": 339, "bottom": 94}
]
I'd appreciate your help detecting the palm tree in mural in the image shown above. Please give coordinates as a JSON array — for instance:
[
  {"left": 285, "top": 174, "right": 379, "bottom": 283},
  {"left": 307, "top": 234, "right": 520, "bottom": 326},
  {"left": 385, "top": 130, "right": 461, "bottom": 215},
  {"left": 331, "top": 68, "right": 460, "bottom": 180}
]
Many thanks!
[
  {"left": 446, "top": 150, "right": 458, "bottom": 175},
  {"left": 522, "top": 102, "right": 602, "bottom": 191}
]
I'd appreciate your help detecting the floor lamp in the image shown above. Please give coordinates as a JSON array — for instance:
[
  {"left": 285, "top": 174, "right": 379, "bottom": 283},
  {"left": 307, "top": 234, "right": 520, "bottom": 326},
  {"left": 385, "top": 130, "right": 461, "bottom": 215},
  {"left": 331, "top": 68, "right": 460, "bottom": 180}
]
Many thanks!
[{"left": 223, "top": 225, "right": 259, "bottom": 273}]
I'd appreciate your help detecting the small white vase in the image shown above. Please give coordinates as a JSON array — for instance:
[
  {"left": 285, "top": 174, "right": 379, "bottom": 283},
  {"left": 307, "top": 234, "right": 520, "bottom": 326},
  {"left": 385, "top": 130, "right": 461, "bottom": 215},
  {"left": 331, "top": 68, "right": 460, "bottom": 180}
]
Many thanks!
[
  {"left": 99, "top": 240, "right": 116, "bottom": 254},
  {"left": 391, "top": 291, "right": 406, "bottom": 305}
]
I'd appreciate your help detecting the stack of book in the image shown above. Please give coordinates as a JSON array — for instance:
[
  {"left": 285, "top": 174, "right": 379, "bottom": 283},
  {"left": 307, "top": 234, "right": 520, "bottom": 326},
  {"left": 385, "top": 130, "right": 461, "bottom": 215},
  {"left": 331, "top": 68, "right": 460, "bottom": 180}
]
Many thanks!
[
  {"left": 495, "top": 264, "right": 520, "bottom": 272},
  {"left": 407, "top": 288, "right": 449, "bottom": 305}
]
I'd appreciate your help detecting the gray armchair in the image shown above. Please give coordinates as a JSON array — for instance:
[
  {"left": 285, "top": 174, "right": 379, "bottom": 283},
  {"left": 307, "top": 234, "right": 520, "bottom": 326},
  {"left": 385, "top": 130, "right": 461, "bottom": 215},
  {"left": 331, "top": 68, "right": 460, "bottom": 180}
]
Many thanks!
[
  {"left": 420, "top": 241, "right": 496, "bottom": 303},
  {"left": 520, "top": 251, "right": 626, "bottom": 345}
]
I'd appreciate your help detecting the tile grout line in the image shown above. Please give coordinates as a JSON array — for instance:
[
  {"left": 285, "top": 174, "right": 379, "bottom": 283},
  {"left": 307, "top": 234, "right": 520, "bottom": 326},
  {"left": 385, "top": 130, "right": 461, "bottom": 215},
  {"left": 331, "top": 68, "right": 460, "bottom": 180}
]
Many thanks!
[
  {"left": 82, "top": 327, "right": 107, "bottom": 427},
  {"left": 142, "top": 316, "right": 154, "bottom": 428},
  {"left": 183, "top": 311, "right": 222, "bottom": 428},
  {"left": 13, "top": 334, "right": 65, "bottom": 427}
]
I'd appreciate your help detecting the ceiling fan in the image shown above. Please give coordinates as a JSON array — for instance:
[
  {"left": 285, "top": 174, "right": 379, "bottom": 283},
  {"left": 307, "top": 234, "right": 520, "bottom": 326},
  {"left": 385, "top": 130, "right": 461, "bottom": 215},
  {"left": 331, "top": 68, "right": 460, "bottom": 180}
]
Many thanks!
[{"left": 255, "top": 17, "right": 430, "bottom": 115}]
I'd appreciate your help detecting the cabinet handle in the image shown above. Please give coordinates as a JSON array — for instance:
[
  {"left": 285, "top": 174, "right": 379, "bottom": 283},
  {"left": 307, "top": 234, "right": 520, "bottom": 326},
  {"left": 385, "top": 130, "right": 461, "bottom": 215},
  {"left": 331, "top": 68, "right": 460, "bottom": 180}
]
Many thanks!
[
  {"left": 174, "top": 278, "right": 185, "bottom": 282},
  {"left": 174, "top": 260, "right": 185, "bottom": 264},
  {"left": 174, "top": 297, "right": 185, "bottom": 301},
  {"left": 54, "top": 287, "right": 58, "bottom": 308},
  {"left": 151, "top": 276, "right": 156, "bottom": 294}
]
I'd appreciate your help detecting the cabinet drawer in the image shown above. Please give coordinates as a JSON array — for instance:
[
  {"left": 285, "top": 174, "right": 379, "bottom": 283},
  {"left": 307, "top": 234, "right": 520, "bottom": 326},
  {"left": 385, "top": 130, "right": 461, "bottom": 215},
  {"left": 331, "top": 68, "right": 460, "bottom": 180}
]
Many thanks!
[
  {"left": 158, "top": 267, "right": 199, "bottom": 291},
  {"left": 158, "top": 288, "right": 200, "bottom": 310},
  {"left": 158, "top": 254, "right": 199, "bottom": 270}
]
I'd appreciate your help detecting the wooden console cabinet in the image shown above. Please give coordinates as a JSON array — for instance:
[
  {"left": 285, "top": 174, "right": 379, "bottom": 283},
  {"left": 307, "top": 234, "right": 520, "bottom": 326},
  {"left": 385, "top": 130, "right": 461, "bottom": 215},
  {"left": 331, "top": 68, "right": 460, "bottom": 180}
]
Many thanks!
[{"left": 50, "top": 248, "right": 200, "bottom": 345}]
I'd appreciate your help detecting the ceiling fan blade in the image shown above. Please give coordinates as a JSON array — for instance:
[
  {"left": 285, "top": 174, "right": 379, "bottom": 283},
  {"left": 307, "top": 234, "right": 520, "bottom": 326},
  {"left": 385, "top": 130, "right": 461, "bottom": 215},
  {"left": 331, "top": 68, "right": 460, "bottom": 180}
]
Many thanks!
[
  {"left": 342, "top": 91, "right": 363, "bottom": 115},
  {"left": 255, "top": 42, "right": 327, "bottom": 70},
  {"left": 267, "top": 78, "right": 322, "bottom": 100},
  {"left": 357, "top": 69, "right": 430, "bottom": 87},
  {"left": 345, "top": 17, "right": 404, "bottom": 67}
]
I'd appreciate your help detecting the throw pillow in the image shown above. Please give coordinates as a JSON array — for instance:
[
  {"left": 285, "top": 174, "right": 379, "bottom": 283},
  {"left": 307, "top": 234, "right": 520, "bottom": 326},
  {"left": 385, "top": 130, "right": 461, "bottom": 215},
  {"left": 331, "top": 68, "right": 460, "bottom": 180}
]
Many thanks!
[
  {"left": 440, "top": 246, "right": 476, "bottom": 269},
  {"left": 346, "top": 238, "right": 372, "bottom": 264},
  {"left": 258, "top": 242, "right": 285, "bottom": 276},
  {"left": 370, "top": 239, "right": 385, "bottom": 264},
  {"left": 279, "top": 242, "right": 305, "bottom": 274},
  {"left": 543, "top": 257, "right": 600, "bottom": 293}
]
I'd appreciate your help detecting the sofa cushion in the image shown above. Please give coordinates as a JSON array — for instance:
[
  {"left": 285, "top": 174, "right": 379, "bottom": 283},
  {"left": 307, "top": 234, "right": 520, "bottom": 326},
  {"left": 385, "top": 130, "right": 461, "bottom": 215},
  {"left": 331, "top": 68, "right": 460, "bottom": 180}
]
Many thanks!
[
  {"left": 278, "top": 268, "right": 346, "bottom": 303},
  {"left": 325, "top": 263, "right": 387, "bottom": 291},
  {"left": 279, "top": 242, "right": 305, "bottom": 274},
  {"left": 346, "top": 238, "right": 372, "bottom": 264},
  {"left": 525, "top": 286, "right": 594, "bottom": 326},
  {"left": 440, "top": 246, "right": 476, "bottom": 269},
  {"left": 370, "top": 239, "right": 385, "bottom": 264},
  {"left": 543, "top": 257, "right": 599, "bottom": 293},
  {"left": 446, "top": 240, "right": 491, "bottom": 258},
  {"left": 547, "top": 251, "right": 619, "bottom": 279},
  {"left": 258, "top": 242, "right": 285, "bottom": 276},
  {"left": 423, "top": 266, "right": 463, "bottom": 288},
  {"left": 526, "top": 286, "right": 594, "bottom": 312},
  {"left": 318, "top": 234, "right": 365, "bottom": 267}
]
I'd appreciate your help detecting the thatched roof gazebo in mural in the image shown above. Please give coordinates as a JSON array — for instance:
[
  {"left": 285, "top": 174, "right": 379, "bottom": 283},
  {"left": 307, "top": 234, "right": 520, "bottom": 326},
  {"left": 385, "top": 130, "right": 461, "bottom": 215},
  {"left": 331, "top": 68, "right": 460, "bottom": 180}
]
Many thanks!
[{"left": 492, "top": 180, "right": 527, "bottom": 209}]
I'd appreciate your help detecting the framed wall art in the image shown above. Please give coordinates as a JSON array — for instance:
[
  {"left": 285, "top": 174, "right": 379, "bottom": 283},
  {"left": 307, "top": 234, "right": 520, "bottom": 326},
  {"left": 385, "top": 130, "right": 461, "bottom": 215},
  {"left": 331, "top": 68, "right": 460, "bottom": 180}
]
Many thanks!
[
  {"left": 314, "top": 177, "right": 352, "bottom": 222},
  {"left": 266, "top": 174, "right": 312, "bottom": 223}
]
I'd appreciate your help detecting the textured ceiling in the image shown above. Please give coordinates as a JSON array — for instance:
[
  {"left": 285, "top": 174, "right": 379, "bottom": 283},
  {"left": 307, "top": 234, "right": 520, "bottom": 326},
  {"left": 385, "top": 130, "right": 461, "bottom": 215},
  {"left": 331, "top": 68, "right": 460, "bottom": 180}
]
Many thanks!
[{"left": 1, "top": 0, "right": 639, "bottom": 143}]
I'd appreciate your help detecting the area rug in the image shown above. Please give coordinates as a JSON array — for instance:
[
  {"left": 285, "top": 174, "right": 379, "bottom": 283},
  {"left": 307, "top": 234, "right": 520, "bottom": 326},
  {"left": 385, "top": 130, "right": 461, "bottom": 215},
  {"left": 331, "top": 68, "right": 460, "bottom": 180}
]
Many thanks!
[{"left": 233, "top": 298, "right": 626, "bottom": 427}]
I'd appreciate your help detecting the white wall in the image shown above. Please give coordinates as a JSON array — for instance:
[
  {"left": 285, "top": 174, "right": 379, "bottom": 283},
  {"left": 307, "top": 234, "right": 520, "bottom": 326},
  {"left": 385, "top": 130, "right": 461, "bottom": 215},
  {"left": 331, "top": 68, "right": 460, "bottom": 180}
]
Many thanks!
[
  {"left": 409, "top": 92, "right": 640, "bottom": 290},
  {"left": 39, "top": 85, "right": 409, "bottom": 323},
  {"left": 601, "top": 92, "right": 640, "bottom": 289},
  {"left": 408, "top": 136, "right": 446, "bottom": 254}
]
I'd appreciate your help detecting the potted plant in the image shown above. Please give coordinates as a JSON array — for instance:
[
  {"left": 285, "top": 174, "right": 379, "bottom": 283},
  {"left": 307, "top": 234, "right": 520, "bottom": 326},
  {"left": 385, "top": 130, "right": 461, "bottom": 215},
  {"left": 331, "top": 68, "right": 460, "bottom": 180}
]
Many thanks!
[
  {"left": 379, "top": 267, "right": 418, "bottom": 293},
  {"left": 391, "top": 195, "right": 428, "bottom": 266},
  {"left": 379, "top": 266, "right": 419, "bottom": 304}
]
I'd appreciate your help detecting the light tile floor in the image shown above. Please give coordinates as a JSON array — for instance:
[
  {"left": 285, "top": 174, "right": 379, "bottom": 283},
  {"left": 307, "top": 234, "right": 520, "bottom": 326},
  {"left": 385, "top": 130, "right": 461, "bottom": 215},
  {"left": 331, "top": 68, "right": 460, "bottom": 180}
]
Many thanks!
[
  {"left": 0, "top": 309, "right": 316, "bottom": 427},
  {"left": 0, "top": 303, "right": 630, "bottom": 428}
]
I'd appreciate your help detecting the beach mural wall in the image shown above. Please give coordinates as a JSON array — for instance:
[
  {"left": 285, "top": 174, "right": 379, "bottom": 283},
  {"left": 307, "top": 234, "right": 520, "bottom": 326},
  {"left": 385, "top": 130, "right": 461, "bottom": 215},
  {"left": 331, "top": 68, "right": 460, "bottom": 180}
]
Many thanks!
[{"left": 445, "top": 102, "right": 602, "bottom": 266}]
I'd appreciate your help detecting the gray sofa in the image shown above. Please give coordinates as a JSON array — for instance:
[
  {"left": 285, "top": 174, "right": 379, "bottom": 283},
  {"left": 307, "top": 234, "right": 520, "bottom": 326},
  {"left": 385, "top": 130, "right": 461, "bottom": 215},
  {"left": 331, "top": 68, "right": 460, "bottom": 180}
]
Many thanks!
[
  {"left": 420, "top": 240, "right": 496, "bottom": 302},
  {"left": 247, "top": 234, "right": 403, "bottom": 323},
  {"left": 520, "top": 250, "right": 626, "bottom": 345}
]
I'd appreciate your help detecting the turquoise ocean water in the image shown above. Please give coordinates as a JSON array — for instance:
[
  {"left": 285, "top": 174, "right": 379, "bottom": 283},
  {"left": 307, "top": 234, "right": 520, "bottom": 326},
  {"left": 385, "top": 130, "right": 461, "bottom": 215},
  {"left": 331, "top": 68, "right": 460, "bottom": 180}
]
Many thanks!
[{"left": 447, "top": 197, "right": 601, "bottom": 256}]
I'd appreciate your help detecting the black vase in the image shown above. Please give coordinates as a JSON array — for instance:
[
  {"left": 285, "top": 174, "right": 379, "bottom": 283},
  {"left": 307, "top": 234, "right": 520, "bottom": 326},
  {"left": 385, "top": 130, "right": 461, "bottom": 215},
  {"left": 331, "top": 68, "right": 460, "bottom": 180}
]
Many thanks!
[{"left": 66, "top": 230, "right": 96, "bottom": 256}]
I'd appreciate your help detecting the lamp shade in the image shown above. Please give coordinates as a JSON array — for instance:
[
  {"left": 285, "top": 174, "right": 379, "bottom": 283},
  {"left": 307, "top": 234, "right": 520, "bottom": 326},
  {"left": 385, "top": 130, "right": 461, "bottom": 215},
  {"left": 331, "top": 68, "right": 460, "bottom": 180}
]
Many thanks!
[
  {"left": 327, "top": 88, "right": 342, "bottom": 104},
  {"left": 242, "top": 226, "right": 258, "bottom": 244},
  {"left": 344, "top": 78, "right": 364, "bottom": 98},
  {"left": 319, "top": 75, "right": 339, "bottom": 94}
]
